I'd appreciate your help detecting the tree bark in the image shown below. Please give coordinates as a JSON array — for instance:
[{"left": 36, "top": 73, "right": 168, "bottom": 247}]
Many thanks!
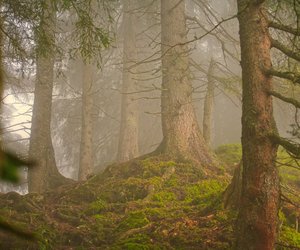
[
  {"left": 223, "top": 161, "right": 242, "bottom": 209},
  {"left": 159, "top": 0, "right": 217, "bottom": 169},
  {"left": 28, "top": 1, "right": 70, "bottom": 193},
  {"left": 78, "top": 62, "right": 94, "bottom": 180},
  {"left": 203, "top": 59, "right": 215, "bottom": 147},
  {"left": 117, "top": 0, "right": 139, "bottom": 163},
  {"left": 235, "top": 1, "right": 280, "bottom": 249}
]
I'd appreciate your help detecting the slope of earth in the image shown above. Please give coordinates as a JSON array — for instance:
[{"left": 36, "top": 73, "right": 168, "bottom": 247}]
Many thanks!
[
  {"left": 0, "top": 148, "right": 300, "bottom": 249},
  {"left": 0, "top": 155, "right": 235, "bottom": 249}
]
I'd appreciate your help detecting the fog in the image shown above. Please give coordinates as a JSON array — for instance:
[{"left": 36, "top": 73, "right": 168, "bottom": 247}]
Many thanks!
[{"left": 0, "top": 0, "right": 297, "bottom": 193}]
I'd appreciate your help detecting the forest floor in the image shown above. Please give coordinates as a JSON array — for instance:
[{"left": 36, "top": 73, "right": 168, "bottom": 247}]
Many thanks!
[{"left": 0, "top": 145, "right": 300, "bottom": 249}]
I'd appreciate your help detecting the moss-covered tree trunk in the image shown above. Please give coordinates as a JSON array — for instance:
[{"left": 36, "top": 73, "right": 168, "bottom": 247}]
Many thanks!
[
  {"left": 28, "top": 1, "right": 69, "bottom": 192},
  {"left": 235, "top": 0, "right": 280, "bottom": 249},
  {"left": 160, "top": 0, "right": 216, "bottom": 169},
  {"left": 203, "top": 59, "right": 215, "bottom": 147},
  {"left": 117, "top": 0, "right": 139, "bottom": 163},
  {"left": 78, "top": 62, "right": 94, "bottom": 180}
]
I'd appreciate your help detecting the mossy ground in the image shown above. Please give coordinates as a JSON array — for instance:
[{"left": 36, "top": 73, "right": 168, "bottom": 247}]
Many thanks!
[{"left": 0, "top": 148, "right": 299, "bottom": 249}]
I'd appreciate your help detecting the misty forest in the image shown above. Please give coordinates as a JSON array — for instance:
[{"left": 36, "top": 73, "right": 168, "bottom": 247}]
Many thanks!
[{"left": 0, "top": 0, "right": 299, "bottom": 249}]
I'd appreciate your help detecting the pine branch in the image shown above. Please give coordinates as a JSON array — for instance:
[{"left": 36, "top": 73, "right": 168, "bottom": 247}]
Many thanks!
[
  {"left": 269, "top": 20, "right": 300, "bottom": 36},
  {"left": 268, "top": 90, "right": 300, "bottom": 109},
  {"left": 265, "top": 68, "right": 300, "bottom": 84}
]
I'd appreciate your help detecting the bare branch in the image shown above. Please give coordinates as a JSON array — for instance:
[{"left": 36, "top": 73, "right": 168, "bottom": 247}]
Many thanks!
[
  {"left": 269, "top": 134, "right": 300, "bottom": 156},
  {"left": 269, "top": 20, "right": 300, "bottom": 36},
  {"left": 271, "top": 38, "right": 300, "bottom": 62},
  {"left": 265, "top": 68, "right": 300, "bottom": 84},
  {"left": 268, "top": 90, "right": 300, "bottom": 109}
]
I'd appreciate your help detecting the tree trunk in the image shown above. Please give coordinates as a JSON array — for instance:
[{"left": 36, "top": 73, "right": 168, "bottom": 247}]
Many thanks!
[
  {"left": 117, "top": 0, "right": 139, "bottom": 163},
  {"left": 78, "top": 62, "right": 94, "bottom": 180},
  {"left": 159, "top": 0, "right": 217, "bottom": 169},
  {"left": 203, "top": 59, "right": 215, "bottom": 147},
  {"left": 235, "top": 1, "right": 280, "bottom": 249},
  {"left": 28, "top": 1, "right": 70, "bottom": 193},
  {"left": 223, "top": 161, "right": 242, "bottom": 209}
]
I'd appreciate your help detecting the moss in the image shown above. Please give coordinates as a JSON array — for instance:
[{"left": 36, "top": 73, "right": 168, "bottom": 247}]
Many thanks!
[
  {"left": 118, "top": 212, "right": 150, "bottom": 231},
  {"left": 148, "top": 177, "right": 163, "bottom": 189},
  {"left": 141, "top": 158, "right": 176, "bottom": 178},
  {"left": 173, "top": 162, "right": 205, "bottom": 182},
  {"left": 151, "top": 191, "right": 177, "bottom": 203},
  {"left": 143, "top": 207, "right": 168, "bottom": 220},
  {"left": 36, "top": 225, "right": 57, "bottom": 249},
  {"left": 88, "top": 198, "right": 107, "bottom": 213},
  {"left": 121, "top": 243, "right": 151, "bottom": 250},
  {"left": 164, "top": 176, "right": 179, "bottom": 187},
  {"left": 279, "top": 226, "right": 300, "bottom": 248},
  {"left": 101, "top": 178, "right": 149, "bottom": 203},
  {"left": 279, "top": 209, "right": 287, "bottom": 225},
  {"left": 115, "top": 234, "right": 162, "bottom": 250},
  {"left": 0, "top": 155, "right": 236, "bottom": 249},
  {"left": 184, "top": 179, "right": 226, "bottom": 206}
]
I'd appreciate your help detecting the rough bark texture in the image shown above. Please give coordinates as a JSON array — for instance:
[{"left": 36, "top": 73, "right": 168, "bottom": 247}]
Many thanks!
[
  {"left": 223, "top": 162, "right": 242, "bottom": 209},
  {"left": 0, "top": 18, "right": 3, "bottom": 170},
  {"left": 160, "top": 0, "right": 216, "bottom": 169},
  {"left": 203, "top": 59, "right": 215, "bottom": 147},
  {"left": 78, "top": 62, "right": 94, "bottom": 180},
  {"left": 28, "top": 1, "right": 70, "bottom": 193},
  {"left": 235, "top": 1, "right": 280, "bottom": 249},
  {"left": 117, "top": 0, "right": 139, "bottom": 163}
]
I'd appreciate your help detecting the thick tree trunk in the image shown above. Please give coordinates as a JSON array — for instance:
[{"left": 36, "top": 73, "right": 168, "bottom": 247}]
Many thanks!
[
  {"left": 28, "top": 1, "right": 70, "bottom": 192},
  {"left": 235, "top": 1, "right": 280, "bottom": 249},
  {"left": 78, "top": 62, "right": 94, "bottom": 180},
  {"left": 203, "top": 59, "right": 215, "bottom": 147},
  {"left": 160, "top": 0, "right": 217, "bottom": 169},
  {"left": 117, "top": 0, "right": 139, "bottom": 163}
]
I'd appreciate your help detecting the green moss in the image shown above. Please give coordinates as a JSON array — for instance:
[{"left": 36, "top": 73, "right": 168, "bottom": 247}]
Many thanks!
[
  {"left": 279, "top": 209, "right": 287, "bottom": 225},
  {"left": 36, "top": 225, "right": 57, "bottom": 249},
  {"left": 118, "top": 212, "right": 150, "bottom": 231},
  {"left": 184, "top": 180, "right": 226, "bottom": 206},
  {"left": 115, "top": 234, "right": 162, "bottom": 250},
  {"left": 141, "top": 158, "right": 176, "bottom": 178},
  {"left": 279, "top": 226, "right": 300, "bottom": 247},
  {"left": 164, "top": 176, "right": 179, "bottom": 187},
  {"left": 0, "top": 155, "right": 236, "bottom": 249},
  {"left": 148, "top": 177, "right": 163, "bottom": 189},
  {"left": 151, "top": 191, "right": 177, "bottom": 203},
  {"left": 122, "top": 243, "right": 151, "bottom": 250},
  {"left": 143, "top": 207, "right": 168, "bottom": 220},
  {"left": 173, "top": 162, "right": 205, "bottom": 182},
  {"left": 88, "top": 198, "right": 107, "bottom": 213},
  {"left": 101, "top": 178, "right": 148, "bottom": 203}
]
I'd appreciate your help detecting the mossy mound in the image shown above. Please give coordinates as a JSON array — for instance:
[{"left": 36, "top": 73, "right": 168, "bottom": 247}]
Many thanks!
[
  {"left": 0, "top": 156, "right": 235, "bottom": 249},
  {"left": 1, "top": 151, "right": 300, "bottom": 249}
]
